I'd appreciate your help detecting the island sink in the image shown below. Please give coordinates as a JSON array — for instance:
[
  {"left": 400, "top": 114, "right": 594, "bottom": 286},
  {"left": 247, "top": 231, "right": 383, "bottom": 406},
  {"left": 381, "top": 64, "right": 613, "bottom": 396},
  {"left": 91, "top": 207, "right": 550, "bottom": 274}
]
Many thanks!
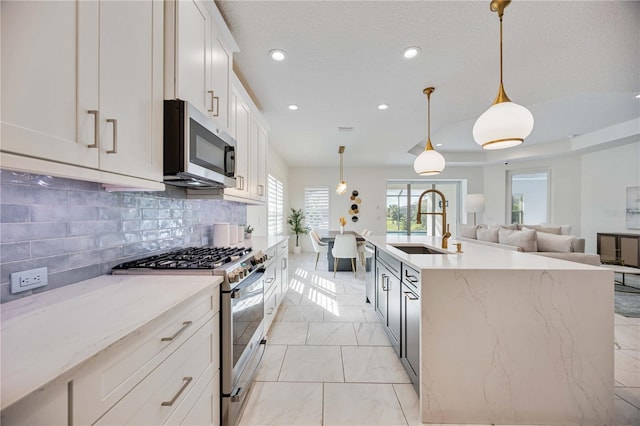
[{"left": 390, "top": 244, "right": 449, "bottom": 255}]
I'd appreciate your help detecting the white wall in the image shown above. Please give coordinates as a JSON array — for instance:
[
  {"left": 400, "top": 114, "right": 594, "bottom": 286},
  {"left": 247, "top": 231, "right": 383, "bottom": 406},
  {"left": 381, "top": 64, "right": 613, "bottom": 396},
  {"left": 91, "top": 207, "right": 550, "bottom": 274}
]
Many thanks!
[
  {"left": 289, "top": 165, "right": 484, "bottom": 252},
  {"left": 581, "top": 141, "right": 640, "bottom": 252},
  {"left": 483, "top": 155, "right": 582, "bottom": 233},
  {"left": 247, "top": 145, "right": 289, "bottom": 237}
]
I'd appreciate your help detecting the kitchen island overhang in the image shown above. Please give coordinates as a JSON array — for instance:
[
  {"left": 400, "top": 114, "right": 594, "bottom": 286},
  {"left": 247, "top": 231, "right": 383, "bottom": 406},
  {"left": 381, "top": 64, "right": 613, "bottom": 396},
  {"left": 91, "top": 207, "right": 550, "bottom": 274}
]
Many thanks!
[{"left": 367, "top": 234, "right": 614, "bottom": 426}]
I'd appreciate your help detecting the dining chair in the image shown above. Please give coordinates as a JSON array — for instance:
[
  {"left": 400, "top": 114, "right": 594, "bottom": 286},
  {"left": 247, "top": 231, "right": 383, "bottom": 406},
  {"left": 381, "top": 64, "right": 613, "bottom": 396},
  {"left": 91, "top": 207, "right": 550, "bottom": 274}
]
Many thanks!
[
  {"left": 308, "top": 229, "right": 329, "bottom": 270},
  {"left": 356, "top": 229, "right": 372, "bottom": 266},
  {"left": 332, "top": 234, "right": 358, "bottom": 277}
]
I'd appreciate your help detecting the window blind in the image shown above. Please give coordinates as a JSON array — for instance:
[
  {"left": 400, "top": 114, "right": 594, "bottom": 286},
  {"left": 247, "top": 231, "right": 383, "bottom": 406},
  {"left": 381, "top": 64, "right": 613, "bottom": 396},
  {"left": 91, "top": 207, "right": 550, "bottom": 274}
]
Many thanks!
[
  {"left": 268, "top": 175, "right": 284, "bottom": 235},
  {"left": 304, "top": 187, "right": 329, "bottom": 231}
]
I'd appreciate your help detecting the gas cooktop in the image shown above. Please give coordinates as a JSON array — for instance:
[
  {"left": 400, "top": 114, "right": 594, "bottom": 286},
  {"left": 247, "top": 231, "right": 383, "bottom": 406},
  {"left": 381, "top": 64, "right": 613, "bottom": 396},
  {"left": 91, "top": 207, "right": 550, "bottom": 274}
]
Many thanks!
[{"left": 112, "top": 246, "right": 253, "bottom": 271}]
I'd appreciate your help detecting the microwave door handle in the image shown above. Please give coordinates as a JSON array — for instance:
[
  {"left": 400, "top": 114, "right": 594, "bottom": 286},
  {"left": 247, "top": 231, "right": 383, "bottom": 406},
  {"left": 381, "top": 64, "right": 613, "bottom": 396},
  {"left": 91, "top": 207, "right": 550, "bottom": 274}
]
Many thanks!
[{"left": 225, "top": 146, "right": 235, "bottom": 177}]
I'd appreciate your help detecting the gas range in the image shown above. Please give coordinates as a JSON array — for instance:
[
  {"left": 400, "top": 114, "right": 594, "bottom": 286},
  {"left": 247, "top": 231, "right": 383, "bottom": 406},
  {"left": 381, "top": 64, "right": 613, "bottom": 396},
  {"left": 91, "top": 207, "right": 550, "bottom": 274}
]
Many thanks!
[{"left": 112, "top": 246, "right": 268, "bottom": 290}]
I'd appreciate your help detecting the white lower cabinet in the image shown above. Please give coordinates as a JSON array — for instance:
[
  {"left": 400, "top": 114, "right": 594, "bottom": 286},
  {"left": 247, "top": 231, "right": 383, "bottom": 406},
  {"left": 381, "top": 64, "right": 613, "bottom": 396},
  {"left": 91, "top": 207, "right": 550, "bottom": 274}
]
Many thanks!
[
  {"left": 93, "top": 315, "right": 218, "bottom": 425},
  {"left": 0, "top": 380, "right": 68, "bottom": 426}
]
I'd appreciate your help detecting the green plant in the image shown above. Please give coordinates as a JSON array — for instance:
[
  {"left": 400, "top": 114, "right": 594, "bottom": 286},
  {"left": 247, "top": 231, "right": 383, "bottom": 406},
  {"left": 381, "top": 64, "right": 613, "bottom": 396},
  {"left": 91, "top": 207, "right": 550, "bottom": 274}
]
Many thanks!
[{"left": 287, "top": 208, "right": 310, "bottom": 247}]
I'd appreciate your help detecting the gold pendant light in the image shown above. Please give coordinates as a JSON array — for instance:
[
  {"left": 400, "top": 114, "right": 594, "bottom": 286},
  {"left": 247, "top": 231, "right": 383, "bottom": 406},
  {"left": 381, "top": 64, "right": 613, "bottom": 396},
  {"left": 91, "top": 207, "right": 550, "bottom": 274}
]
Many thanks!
[
  {"left": 336, "top": 146, "right": 347, "bottom": 194},
  {"left": 473, "top": 0, "right": 534, "bottom": 150},
  {"left": 414, "top": 87, "right": 446, "bottom": 176}
]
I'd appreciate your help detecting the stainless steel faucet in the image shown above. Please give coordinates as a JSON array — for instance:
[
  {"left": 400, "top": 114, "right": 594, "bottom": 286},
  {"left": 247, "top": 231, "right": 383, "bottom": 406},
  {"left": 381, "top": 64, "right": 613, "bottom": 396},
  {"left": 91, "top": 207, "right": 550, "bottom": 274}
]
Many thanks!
[{"left": 416, "top": 189, "right": 452, "bottom": 249}]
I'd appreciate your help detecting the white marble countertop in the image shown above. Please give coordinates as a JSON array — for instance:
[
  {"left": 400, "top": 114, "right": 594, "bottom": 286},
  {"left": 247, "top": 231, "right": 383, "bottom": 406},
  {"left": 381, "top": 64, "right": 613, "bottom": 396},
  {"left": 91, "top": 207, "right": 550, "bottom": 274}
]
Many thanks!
[
  {"left": 246, "top": 235, "right": 289, "bottom": 252},
  {"left": 0, "top": 274, "right": 222, "bottom": 411},
  {"left": 366, "top": 234, "right": 601, "bottom": 271}
]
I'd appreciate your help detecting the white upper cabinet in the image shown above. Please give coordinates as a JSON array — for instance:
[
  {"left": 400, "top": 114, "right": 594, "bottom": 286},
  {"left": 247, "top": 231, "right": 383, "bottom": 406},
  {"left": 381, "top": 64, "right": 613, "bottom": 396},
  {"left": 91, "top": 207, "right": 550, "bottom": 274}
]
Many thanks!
[
  {"left": 165, "top": 0, "right": 236, "bottom": 134},
  {"left": 0, "top": 0, "right": 164, "bottom": 189},
  {"left": 223, "top": 74, "right": 269, "bottom": 205}
]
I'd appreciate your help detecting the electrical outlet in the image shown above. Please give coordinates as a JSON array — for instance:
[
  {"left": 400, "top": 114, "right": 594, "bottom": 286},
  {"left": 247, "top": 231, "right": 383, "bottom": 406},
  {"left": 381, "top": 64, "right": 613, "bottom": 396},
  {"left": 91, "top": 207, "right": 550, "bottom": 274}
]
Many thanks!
[{"left": 10, "top": 267, "right": 48, "bottom": 294}]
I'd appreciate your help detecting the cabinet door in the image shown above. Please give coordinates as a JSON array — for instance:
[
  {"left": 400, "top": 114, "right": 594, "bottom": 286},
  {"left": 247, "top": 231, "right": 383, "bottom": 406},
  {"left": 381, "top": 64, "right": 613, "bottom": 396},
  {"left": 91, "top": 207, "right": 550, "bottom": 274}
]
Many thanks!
[
  {"left": 598, "top": 235, "right": 618, "bottom": 264},
  {"left": 256, "top": 126, "right": 268, "bottom": 201},
  {"left": 210, "top": 30, "right": 231, "bottom": 132},
  {"left": 248, "top": 117, "right": 261, "bottom": 199},
  {"left": 172, "top": 0, "right": 211, "bottom": 116},
  {"left": 98, "top": 0, "right": 163, "bottom": 181},
  {"left": 621, "top": 236, "right": 639, "bottom": 267},
  {"left": 402, "top": 286, "right": 420, "bottom": 390},
  {"left": 375, "top": 264, "right": 388, "bottom": 324},
  {"left": 225, "top": 89, "right": 251, "bottom": 198},
  {"left": 178, "top": 371, "right": 219, "bottom": 426},
  {"left": 1, "top": 0, "right": 99, "bottom": 168},
  {"left": 387, "top": 273, "right": 401, "bottom": 354}
]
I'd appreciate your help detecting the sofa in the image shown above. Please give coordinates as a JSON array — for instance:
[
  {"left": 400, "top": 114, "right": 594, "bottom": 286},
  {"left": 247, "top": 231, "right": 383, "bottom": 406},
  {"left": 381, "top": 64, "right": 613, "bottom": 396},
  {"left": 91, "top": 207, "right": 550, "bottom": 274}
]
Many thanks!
[{"left": 455, "top": 223, "right": 601, "bottom": 266}]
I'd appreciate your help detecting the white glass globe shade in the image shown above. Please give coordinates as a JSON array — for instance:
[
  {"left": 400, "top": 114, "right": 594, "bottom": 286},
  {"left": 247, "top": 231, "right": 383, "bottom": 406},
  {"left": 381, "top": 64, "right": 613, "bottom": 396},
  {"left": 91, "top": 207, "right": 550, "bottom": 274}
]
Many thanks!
[
  {"left": 473, "top": 101, "right": 534, "bottom": 150},
  {"left": 413, "top": 149, "right": 445, "bottom": 176},
  {"left": 336, "top": 181, "right": 347, "bottom": 194}
]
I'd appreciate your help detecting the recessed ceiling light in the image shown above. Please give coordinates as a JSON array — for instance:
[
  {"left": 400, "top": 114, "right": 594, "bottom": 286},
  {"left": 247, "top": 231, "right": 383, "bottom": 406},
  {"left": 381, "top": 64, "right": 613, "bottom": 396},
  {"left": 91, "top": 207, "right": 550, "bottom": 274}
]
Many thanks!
[
  {"left": 436, "top": 143, "right": 443, "bottom": 147},
  {"left": 269, "top": 49, "right": 286, "bottom": 61},
  {"left": 402, "top": 46, "right": 421, "bottom": 59},
  {"left": 288, "top": 104, "right": 298, "bottom": 110},
  {"left": 377, "top": 104, "right": 389, "bottom": 110},
  {"left": 636, "top": 93, "right": 640, "bottom": 99}
]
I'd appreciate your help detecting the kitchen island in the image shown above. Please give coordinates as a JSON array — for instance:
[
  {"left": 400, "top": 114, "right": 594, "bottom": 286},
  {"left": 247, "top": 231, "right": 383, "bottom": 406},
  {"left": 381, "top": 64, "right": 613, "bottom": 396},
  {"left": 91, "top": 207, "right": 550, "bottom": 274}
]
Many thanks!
[{"left": 366, "top": 234, "right": 614, "bottom": 426}]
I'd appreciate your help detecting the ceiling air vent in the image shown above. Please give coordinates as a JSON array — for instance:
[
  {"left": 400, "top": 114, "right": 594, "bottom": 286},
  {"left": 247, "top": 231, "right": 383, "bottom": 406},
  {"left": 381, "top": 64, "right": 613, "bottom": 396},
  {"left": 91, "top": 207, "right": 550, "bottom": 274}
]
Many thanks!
[{"left": 338, "top": 126, "right": 354, "bottom": 132}]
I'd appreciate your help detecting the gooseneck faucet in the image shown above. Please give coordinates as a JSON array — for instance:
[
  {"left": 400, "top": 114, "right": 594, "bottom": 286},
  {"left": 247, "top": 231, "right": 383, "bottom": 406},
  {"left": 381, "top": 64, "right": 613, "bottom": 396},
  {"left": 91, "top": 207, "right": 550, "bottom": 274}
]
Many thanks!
[{"left": 416, "top": 189, "right": 452, "bottom": 249}]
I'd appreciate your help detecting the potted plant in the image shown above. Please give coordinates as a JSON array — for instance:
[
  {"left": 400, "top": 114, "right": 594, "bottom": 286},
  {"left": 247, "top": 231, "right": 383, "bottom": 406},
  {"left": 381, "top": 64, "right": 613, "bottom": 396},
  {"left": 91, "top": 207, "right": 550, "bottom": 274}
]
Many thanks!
[
  {"left": 287, "top": 208, "right": 310, "bottom": 254},
  {"left": 244, "top": 225, "right": 253, "bottom": 240}
]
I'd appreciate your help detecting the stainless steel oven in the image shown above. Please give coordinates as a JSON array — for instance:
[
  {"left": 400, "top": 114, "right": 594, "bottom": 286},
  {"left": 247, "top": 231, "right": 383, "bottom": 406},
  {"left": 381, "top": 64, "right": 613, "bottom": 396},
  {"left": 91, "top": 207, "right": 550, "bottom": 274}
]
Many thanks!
[
  {"left": 220, "top": 254, "right": 273, "bottom": 426},
  {"left": 112, "top": 246, "right": 270, "bottom": 426}
]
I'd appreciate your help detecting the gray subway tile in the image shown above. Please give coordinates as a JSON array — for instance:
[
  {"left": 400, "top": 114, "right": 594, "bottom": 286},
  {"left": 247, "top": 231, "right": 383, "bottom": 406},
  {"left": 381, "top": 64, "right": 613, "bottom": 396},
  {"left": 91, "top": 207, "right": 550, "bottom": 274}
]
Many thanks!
[
  {"left": 1, "top": 254, "right": 70, "bottom": 284},
  {"left": 98, "top": 207, "right": 123, "bottom": 221},
  {"left": 98, "top": 233, "right": 127, "bottom": 248},
  {"left": 138, "top": 198, "right": 158, "bottom": 209},
  {"left": 1, "top": 204, "right": 30, "bottom": 223},
  {"left": 121, "top": 208, "right": 140, "bottom": 220},
  {"left": 141, "top": 220, "right": 158, "bottom": 231},
  {"left": 142, "top": 230, "right": 159, "bottom": 241},
  {"left": 124, "top": 232, "right": 142, "bottom": 243},
  {"left": 0, "top": 242, "right": 31, "bottom": 263},
  {"left": 31, "top": 205, "right": 98, "bottom": 222},
  {"left": 69, "top": 247, "right": 123, "bottom": 269},
  {"left": 1, "top": 282, "right": 32, "bottom": 303},
  {"left": 0, "top": 222, "right": 67, "bottom": 243},
  {"left": 68, "top": 220, "right": 120, "bottom": 237},
  {"left": 1, "top": 184, "right": 68, "bottom": 205},
  {"left": 46, "top": 264, "right": 103, "bottom": 291},
  {"left": 68, "top": 190, "right": 121, "bottom": 207},
  {"left": 142, "top": 209, "right": 161, "bottom": 219},
  {"left": 1, "top": 170, "right": 31, "bottom": 185},
  {"left": 31, "top": 236, "right": 98, "bottom": 258}
]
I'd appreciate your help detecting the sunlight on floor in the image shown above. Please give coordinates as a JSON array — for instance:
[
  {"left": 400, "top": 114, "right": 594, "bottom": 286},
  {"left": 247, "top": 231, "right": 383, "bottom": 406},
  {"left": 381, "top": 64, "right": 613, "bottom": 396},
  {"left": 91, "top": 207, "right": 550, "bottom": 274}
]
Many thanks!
[
  {"left": 306, "top": 287, "right": 340, "bottom": 315},
  {"left": 310, "top": 274, "right": 337, "bottom": 293},
  {"left": 289, "top": 278, "right": 305, "bottom": 294},
  {"left": 294, "top": 267, "right": 308, "bottom": 279}
]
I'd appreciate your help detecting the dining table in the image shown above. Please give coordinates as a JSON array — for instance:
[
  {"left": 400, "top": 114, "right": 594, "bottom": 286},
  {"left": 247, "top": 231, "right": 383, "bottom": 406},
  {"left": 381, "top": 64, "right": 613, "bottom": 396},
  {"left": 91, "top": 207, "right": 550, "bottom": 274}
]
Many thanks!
[{"left": 317, "top": 230, "right": 370, "bottom": 272}]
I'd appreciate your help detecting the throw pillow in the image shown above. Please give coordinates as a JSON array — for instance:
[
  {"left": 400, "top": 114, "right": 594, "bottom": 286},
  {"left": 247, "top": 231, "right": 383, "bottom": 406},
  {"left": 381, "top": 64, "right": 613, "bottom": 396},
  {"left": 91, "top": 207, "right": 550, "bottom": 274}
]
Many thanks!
[
  {"left": 536, "top": 232, "right": 575, "bottom": 253},
  {"left": 522, "top": 225, "right": 562, "bottom": 235},
  {"left": 498, "top": 228, "right": 538, "bottom": 252},
  {"left": 499, "top": 224, "right": 519, "bottom": 230},
  {"left": 477, "top": 228, "right": 499, "bottom": 243},
  {"left": 458, "top": 224, "right": 480, "bottom": 239}
]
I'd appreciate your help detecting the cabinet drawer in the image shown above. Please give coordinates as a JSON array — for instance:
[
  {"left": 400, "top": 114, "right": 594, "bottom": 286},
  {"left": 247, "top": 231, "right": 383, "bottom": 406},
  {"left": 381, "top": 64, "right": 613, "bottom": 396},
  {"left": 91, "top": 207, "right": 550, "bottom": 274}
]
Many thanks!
[
  {"left": 376, "top": 250, "right": 401, "bottom": 277},
  {"left": 73, "top": 288, "right": 218, "bottom": 424},
  {"left": 94, "top": 315, "right": 217, "bottom": 425},
  {"left": 264, "top": 284, "right": 278, "bottom": 333},
  {"left": 401, "top": 264, "right": 421, "bottom": 293},
  {"left": 166, "top": 369, "right": 220, "bottom": 426}
]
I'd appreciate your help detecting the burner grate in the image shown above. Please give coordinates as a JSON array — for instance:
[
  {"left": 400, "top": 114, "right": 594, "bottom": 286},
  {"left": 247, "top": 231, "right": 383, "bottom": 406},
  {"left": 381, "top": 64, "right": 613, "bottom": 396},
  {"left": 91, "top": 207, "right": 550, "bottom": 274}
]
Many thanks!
[{"left": 113, "top": 246, "right": 252, "bottom": 270}]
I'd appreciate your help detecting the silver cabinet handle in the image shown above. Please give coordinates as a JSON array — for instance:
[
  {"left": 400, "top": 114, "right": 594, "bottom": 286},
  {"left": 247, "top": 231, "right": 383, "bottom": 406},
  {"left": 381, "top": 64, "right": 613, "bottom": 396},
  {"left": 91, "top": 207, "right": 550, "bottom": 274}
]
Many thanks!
[
  {"left": 403, "top": 291, "right": 419, "bottom": 301},
  {"left": 282, "top": 258, "right": 287, "bottom": 269},
  {"left": 267, "top": 307, "right": 274, "bottom": 315},
  {"left": 161, "top": 377, "right": 193, "bottom": 406},
  {"left": 161, "top": 321, "right": 192, "bottom": 342},
  {"left": 208, "top": 90, "right": 219, "bottom": 116},
  {"left": 381, "top": 274, "right": 387, "bottom": 291},
  {"left": 236, "top": 175, "right": 243, "bottom": 190},
  {"left": 257, "top": 184, "right": 264, "bottom": 196},
  {"left": 106, "top": 118, "right": 117, "bottom": 154},
  {"left": 242, "top": 176, "right": 246, "bottom": 190},
  {"left": 87, "top": 110, "right": 99, "bottom": 148}
]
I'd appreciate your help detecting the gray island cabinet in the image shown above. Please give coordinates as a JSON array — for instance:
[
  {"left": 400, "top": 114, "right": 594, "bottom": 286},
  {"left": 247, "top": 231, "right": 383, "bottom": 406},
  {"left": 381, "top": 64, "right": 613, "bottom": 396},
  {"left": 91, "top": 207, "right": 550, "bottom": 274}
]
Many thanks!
[{"left": 366, "top": 234, "right": 614, "bottom": 426}]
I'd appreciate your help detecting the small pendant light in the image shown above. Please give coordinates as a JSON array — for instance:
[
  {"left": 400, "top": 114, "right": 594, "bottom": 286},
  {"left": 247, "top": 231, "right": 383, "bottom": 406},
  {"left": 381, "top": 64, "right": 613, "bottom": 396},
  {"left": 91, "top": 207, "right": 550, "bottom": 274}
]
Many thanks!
[
  {"left": 473, "top": 0, "right": 534, "bottom": 150},
  {"left": 414, "top": 87, "right": 446, "bottom": 176},
  {"left": 336, "top": 146, "right": 347, "bottom": 194}
]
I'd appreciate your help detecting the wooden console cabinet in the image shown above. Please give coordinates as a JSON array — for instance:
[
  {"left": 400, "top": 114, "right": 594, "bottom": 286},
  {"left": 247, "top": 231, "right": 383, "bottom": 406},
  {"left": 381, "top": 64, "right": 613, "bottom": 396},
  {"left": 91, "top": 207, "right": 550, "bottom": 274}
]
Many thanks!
[{"left": 597, "top": 232, "right": 640, "bottom": 267}]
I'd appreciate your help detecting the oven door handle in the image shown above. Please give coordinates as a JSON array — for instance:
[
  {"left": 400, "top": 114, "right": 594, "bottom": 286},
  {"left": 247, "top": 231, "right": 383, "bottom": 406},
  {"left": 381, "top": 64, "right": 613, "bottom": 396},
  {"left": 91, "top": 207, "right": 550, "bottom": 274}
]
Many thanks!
[
  {"left": 229, "top": 268, "right": 265, "bottom": 299},
  {"left": 230, "top": 338, "right": 267, "bottom": 402}
]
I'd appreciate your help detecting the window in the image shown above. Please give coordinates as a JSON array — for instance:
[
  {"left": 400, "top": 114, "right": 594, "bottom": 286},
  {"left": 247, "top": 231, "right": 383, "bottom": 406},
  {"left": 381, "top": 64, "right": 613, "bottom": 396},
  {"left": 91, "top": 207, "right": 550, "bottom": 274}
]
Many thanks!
[
  {"left": 267, "top": 175, "right": 284, "bottom": 235},
  {"left": 386, "top": 180, "right": 461, "bottom": 236},
  {"left": 507, "top": 170, "right": 550, "bottom": 224},
  {"left": 304, "top": 187, "right": 329, "bottom": 231}
]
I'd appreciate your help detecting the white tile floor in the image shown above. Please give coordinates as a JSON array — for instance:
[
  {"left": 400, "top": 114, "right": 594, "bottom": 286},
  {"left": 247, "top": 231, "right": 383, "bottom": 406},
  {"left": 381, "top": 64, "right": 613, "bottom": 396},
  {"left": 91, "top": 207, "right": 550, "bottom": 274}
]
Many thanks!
[{"left": 238, "top": 253, "right": 640, "bottom": 426}]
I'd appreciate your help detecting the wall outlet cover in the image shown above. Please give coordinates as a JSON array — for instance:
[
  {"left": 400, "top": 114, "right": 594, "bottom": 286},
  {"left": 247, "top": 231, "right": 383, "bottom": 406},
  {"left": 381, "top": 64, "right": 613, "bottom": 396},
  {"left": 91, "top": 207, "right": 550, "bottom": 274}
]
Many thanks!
[{"left": 10, "top": 267, "right": 48, "bottom": 294}]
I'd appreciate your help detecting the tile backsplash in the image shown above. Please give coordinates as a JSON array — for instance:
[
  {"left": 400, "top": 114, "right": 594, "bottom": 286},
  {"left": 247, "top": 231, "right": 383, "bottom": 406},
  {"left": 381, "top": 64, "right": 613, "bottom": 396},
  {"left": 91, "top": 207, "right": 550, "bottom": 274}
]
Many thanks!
[{"left": 0, "top": 170, "right": 246, "bottom": 303}]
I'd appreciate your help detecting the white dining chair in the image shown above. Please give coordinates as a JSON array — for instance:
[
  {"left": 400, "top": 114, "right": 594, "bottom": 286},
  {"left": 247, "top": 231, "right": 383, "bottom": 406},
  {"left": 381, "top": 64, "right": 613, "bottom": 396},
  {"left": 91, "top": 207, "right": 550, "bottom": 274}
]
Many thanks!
[
  {"left": 309, "top": 229, "right": 329, "bottom": 270},
  {"left": 356, "top": 229, "right": 372, "bottom": 266},
  {"left": 332, "top": 234, "right": 358, "bottom": 277}
]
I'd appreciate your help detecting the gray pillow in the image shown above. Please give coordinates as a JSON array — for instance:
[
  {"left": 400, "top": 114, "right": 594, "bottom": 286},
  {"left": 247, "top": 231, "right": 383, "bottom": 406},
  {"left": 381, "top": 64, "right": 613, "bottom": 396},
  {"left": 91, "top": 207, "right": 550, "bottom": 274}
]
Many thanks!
[
  {"left": 536, "top": 232, "right": 575, "bottom": 252},
  {"left": 477, "top": 228, "right": 499, "bottom": 243},
  {"left": 522, "top": 225, "right": 562, "bottom": 235},
  {"left": 458, "top": 224, "right": 479, "bottom": 239},
  {"left": 498, "top": 228, "right": 538, "bottom": 252}
]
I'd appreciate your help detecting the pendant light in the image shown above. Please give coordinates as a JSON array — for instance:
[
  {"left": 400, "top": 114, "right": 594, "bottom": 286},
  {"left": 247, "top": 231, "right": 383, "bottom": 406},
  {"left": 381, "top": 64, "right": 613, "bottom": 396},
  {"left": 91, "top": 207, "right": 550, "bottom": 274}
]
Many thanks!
[
  {"left": 473, "top": 0, "right": 534, "bottom": 150},
  {"left": 414, "top": 87, "right": 446, "bottom": 176},
  {"left": 336, "top": 146, "right": 347, "bottom": 194}
]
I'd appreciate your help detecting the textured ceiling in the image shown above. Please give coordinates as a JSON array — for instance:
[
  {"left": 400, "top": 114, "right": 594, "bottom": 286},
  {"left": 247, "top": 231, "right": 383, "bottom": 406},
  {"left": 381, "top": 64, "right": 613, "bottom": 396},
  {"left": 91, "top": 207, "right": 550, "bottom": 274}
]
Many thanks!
[{"left": 216, "top": 0, "right": 640, "bottom": 167}]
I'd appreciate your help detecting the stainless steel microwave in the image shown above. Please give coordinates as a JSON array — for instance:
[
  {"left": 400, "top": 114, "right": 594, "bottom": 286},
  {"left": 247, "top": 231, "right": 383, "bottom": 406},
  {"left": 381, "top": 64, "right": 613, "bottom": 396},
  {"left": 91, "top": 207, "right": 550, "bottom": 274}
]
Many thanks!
[{"left": 164, "top": 99, "right": 236, "bottom": 188}]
